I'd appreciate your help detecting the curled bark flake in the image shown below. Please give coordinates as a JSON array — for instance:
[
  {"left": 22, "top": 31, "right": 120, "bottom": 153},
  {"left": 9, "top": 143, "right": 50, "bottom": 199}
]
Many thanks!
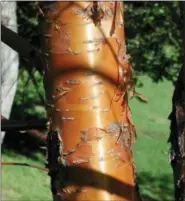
[
  {"left": 74, "top": 2, "right": 105, "bottom": 26},
  {"left": 92, "top": 80, "right": 103, "bottom": 86},
  {"left": 52, "top": 86, "right": 71, "bottom": 100},
  {"left": 79, "top": 97, "right": 89, "bottom": 101},
  {"left": 66, "top": 48, "right": 81, "bottom": 55},
  {"left": 82, "top": 37, "right": 105, "bottom": 45},
  {"left": 130, "top": 90, "right": 148, "bottom": 102},
  {"left": 62, "top": 117, "right": 75, "bottom": 121},
  {"left": 52, "top": 91, "right": 69, "bottom": 100},
  {"left": 56, "top": 86, "right": 71, "bottom": 92},
  {"left": 100, "top": 108, "right": 109, "bottom": 112},
  {"left": 80, "top": 92, "right": 104, "bottom": 101},
  {"left": 114, "top": 104, "right": 136, "bottom": 149},
  {"left": 106, "top": 122, "right": 121, "bottom": 133},
  {"left": 80, "top": 127, "right": 106, "bottom": 142},
  {"left": 87, "top": 48, "right": 100, "bottom": 53},
  {"left": 65, "top": 80, "right": 81, "bottom": 85},
  {"left": 72, "top": 158, "right": 89, "bottom": 165},
  {"left": 90, "top": 2, "right": 104, "bottom": 27},
  {"left": 62, "top": 148, "right": 76, "bottom": 157},
  {"left": 74, "top": 8, "right": 86, "bottom": 15},
  {"left": 117, "top": 126, "right": 129, "bottom": 146},
  {"left": 80, "top": 130, "right": 87, "bottom": 142}
]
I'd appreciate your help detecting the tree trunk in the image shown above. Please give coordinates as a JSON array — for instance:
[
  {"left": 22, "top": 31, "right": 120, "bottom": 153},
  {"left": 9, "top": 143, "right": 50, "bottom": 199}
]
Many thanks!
[
  {"left": 1, "top": 2, "right": 19, "bottom": 143},
  {"left": 40, "top": 2, "right": 142, "bottom": 200},
  {"left": 168, "top": 2, "right": 185, "bottom": 201}
]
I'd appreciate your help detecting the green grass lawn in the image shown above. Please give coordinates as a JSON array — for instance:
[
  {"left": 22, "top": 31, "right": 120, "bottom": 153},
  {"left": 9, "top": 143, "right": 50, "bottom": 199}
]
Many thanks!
[
  {"left": 1, "top": 75, "right": 174, "bottom": 201},
  {"left": 130, "top": 75, "right": 174, "bottom": 201},
  {"left": 1, "top": 151, "right": 52, "bottom": 201}
]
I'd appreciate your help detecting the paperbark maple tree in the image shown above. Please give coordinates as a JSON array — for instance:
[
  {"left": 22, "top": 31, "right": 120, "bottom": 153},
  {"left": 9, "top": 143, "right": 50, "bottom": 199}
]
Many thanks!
[{"left": 40, "top": 1, "right": 143, "bottom": 201}]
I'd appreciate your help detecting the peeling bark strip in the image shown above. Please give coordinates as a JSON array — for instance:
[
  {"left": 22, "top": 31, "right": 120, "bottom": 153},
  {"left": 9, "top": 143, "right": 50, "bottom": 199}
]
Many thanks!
[{"left": 40, "top": 2, "right": 142, "bottom": 201}]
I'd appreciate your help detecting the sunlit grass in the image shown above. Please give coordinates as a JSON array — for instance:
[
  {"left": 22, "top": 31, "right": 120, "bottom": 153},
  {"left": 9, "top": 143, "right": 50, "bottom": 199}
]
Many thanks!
[
  {"left": 131, "top": 75, "right": 174, "bottom": 201},
  {"left": 1, "top": 151, "right": 52, "bottom": 201}
]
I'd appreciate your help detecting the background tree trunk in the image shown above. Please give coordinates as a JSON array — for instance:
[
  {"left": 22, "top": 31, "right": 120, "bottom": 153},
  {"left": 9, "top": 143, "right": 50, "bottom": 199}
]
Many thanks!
[
  {"left": 1, "top": 2, "right": 19, "bottom": 143},
  {"left": 168, "top": 2, "right": 185, "bottom": 201}
]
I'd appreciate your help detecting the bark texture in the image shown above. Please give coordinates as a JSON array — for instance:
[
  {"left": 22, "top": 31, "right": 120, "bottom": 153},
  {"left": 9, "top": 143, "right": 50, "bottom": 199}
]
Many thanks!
[
  {"left": 40, "top": 2, "right": 142, "bottom": 200},
  {"left": 169, "top": 65, "right": 185, "bottom": 201},
  {"left": 168, "top": 2, "right": 185, "bottom": 201},
  {"left": 1, "top": 2, "right": 19, "bottom": 143}
]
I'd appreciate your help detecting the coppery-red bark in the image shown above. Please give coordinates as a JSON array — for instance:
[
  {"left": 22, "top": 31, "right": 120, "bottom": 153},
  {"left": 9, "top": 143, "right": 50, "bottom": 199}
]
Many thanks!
[{"left": 40, "top": 2, "right": 143, "bottom": 201}]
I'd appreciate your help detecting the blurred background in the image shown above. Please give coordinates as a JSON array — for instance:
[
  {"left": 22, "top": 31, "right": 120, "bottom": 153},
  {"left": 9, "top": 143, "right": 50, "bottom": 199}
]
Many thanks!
[{"left": 1, "top": 1, "right": 183, "bottom": 201}]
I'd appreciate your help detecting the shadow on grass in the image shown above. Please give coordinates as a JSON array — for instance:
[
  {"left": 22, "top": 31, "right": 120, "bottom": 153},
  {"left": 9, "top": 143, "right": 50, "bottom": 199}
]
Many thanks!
[
  {"left": 2, "top": 130, "right": 46, "bottom": 162},
  {"left": 137, "top": 172, "right": 174, "bottom": 201}
]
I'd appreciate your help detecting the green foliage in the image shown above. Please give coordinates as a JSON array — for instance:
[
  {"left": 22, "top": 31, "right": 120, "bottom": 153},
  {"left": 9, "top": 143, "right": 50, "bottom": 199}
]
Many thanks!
[
  {"left": 124, "top": 2, "right": 182, "bottom": 83},
  {"left": 11, "top": 69, "right": 46, "bottom": 120},
  {"left": 2, "top": 150, "right": 51, "bottom": 201},
  {"left": 17, "top": 2, "right": 41, "bottom": 48}
]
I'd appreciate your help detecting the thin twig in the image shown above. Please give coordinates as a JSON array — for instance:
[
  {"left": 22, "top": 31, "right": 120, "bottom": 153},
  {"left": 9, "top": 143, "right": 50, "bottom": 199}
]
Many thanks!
[{"left": 1, "top": 162, "right": 48, "bottom": 171}]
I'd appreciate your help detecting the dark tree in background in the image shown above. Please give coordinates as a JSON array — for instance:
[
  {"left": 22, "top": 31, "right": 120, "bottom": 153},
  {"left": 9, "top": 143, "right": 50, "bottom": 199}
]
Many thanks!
[{"left": 168, "top": 2, "right": 185, "bottom": 201}]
